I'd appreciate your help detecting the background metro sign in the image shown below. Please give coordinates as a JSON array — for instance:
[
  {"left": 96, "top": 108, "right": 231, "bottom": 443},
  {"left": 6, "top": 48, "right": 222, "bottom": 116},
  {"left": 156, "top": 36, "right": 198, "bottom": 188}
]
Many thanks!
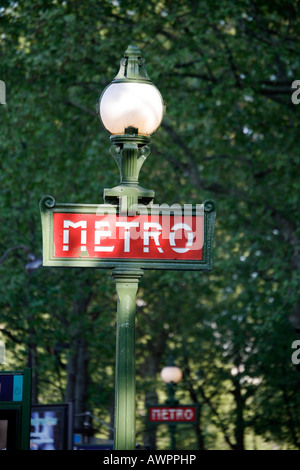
[
  {"left": 148, "top": 405, "right": 198, "bottom": 423},
  {"left": 53, "top": 213, "right": 203, "bottom": 261}
]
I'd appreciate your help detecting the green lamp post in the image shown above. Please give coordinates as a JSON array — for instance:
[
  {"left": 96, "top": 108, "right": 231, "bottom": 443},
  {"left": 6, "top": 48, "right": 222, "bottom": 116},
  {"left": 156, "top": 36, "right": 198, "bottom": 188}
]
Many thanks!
[
  {"left": 39, "top": 44, "right": 216, "bottom": 451},
  {"left": 161, "top": 361, "right": 183, "bottom": 450},
  {"left": 97, "top": 45, "right": 164, "bottom": 450}
]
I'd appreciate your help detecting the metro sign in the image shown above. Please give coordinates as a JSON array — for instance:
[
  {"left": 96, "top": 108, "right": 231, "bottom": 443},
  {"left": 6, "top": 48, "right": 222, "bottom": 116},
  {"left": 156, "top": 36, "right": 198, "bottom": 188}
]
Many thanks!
[
  {"left": 40, "top": 195, "right": 216, "bottom": 270},
  {"left": 148, "top": 405, "right": 198, "bottom": 423},
  {"left": 54, "top": 213, "right": 203, "bottom": 260}
]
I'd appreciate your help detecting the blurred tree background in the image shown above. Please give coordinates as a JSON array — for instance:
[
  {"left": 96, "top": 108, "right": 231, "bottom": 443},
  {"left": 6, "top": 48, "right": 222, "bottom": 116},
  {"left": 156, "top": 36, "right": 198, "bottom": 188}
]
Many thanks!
[{"left": 0, "top": 0, "right": 300, "bottom": 450}]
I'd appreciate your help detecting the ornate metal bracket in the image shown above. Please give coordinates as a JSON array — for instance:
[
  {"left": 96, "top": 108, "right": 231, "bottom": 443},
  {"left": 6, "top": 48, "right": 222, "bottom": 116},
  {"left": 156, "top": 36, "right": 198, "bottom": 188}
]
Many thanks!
[{"left": 104, "top": 132, "right": 155, "bottom": 211}]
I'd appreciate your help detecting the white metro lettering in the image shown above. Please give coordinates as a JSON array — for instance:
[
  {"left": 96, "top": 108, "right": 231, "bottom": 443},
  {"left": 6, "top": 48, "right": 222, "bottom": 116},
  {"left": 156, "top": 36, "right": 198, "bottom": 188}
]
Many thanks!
[
  {"left": 60, "top": 217, "right": 198, "bottom": 255},
  {"left": 143, "top": 222, "right": 163, "bottom": 253},
  {"left": 63, "top": 220, "right": 87, "bottom": 251},
  {"left": 94, "top": 221, "right": 114, "bottom": 252},
  {"left": 169, "top": 223, "right": 194, "bottom": 253},
  {"left": 115, "top": 221, "right": 139, "bottom": 252}
]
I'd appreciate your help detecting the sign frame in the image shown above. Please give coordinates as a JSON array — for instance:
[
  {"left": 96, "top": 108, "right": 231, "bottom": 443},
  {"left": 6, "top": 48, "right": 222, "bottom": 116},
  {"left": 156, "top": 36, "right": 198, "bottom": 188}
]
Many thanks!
[{"left": 39, "top": 195, "right": 216, "bottom": 271}]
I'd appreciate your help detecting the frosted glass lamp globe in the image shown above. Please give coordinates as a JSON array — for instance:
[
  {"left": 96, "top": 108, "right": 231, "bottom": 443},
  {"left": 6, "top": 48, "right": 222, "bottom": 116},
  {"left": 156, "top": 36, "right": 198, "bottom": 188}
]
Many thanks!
[
  {"left": 160, "top": 366, "right": 182, "bottom": 384},
  {"left": 99, "top": 82, "right": 164, "bottom": 136}
]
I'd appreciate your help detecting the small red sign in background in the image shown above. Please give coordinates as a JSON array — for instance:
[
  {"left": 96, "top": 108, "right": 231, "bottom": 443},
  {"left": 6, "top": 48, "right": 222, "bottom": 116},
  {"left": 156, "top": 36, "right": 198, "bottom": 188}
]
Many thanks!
[{"left": 148, "top": 406, "right": 197, "bottom": 423}]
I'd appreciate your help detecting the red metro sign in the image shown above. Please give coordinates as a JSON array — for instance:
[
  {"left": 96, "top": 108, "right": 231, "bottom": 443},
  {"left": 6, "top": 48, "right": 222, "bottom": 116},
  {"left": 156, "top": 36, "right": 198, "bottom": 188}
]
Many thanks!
[
  {"left": 40, "top": 196, "right": 216, "bottom": 271},
  {"left": 148, "top": 405, "right": 198, "bottom": 423},
  {"left": 53, "top": 213, "right": 203, "bottom": 261}
]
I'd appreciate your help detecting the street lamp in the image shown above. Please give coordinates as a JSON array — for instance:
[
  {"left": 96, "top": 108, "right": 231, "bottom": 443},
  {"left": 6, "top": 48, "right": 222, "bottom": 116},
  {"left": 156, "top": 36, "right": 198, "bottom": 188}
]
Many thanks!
[
  {"left": 40, "top": 44, "right": 216, "bottom": 451},
  {"left": 97, "top": 45, "right": 164, "bottom": 450},
  {"left": 97, "top": 44, "right": 164, "bottom": 213},
  {"left": 161, "top": 360, "right": 182, "bottom": 450},
  {"left": 161, "top": 364, "right": 183, "bottom": 386},
  {"left": 99, "top": 53, "right": 163, "bottom": 136}
]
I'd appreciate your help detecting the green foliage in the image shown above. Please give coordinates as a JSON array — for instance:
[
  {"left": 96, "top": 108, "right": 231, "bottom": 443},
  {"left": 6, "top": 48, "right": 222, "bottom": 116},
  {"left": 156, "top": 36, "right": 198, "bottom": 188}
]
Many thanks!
[{"left": 1, "top": 0, "right": 300, "bottom": 449}]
